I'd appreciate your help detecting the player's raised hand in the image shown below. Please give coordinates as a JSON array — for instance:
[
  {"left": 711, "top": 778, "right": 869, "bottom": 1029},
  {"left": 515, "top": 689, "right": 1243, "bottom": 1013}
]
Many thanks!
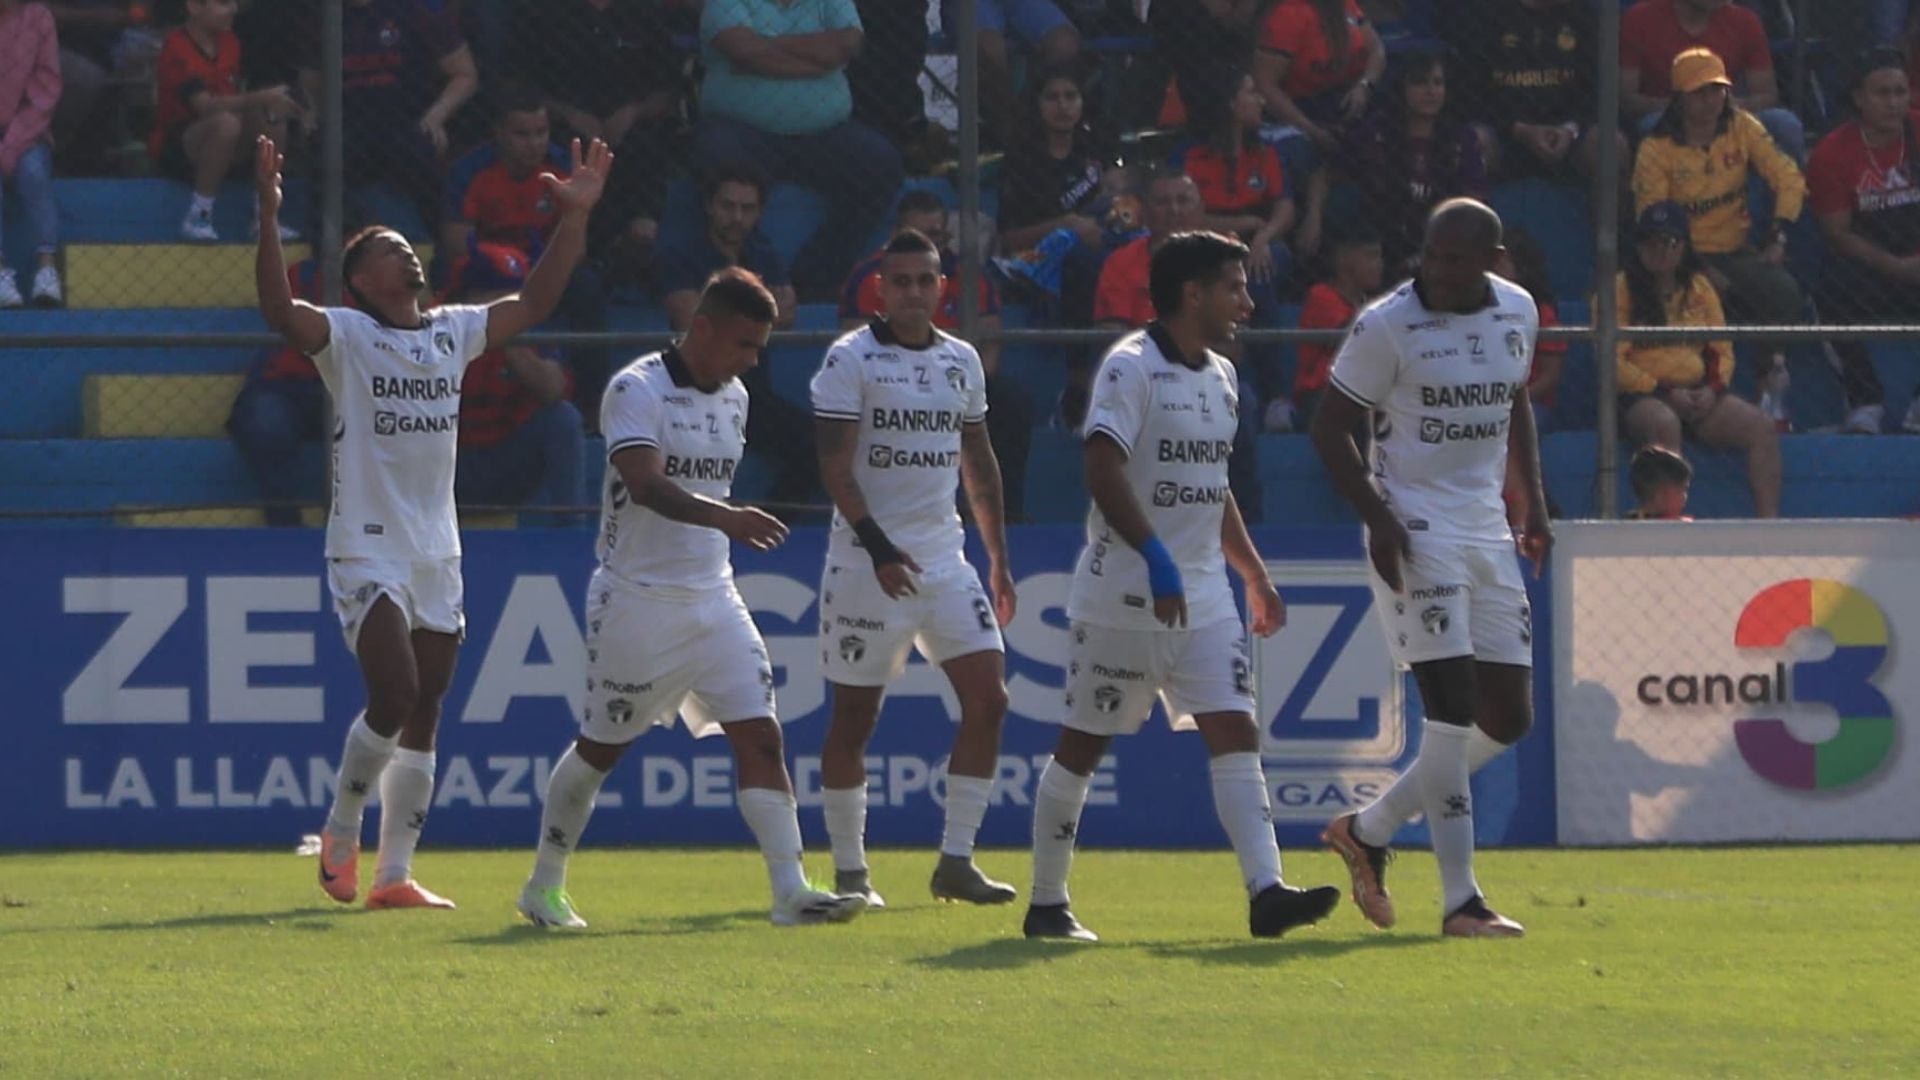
[
  {"left": 543, "top": 137, "right": 613, "bottom": 216},
  {"left": 990, "top": 563, "right": 1017, "bottom": 625},
  {"left": 1247, "top": 578, "right": 1286, "bottom": 637},
  {"left": 254, "top": 136, "right": 283, "bottom": 220},
  {"left": 723, "top": 505, "right": 789, "bottom": 551},
  {"left": 1369, "top": 516, "right": 1412, "bottom": 593},
  {"left": 875, "top": 552, "right": 923, "bottom": 599}
]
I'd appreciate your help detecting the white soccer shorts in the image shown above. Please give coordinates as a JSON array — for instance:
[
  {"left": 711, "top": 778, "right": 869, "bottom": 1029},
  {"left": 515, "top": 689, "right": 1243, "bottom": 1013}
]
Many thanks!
[
  {"left": 327, "top": 556, "right": 464, "bottom": 653},
  {"left": 1368, "top": 538, "right": 1534, "bottom": 668},
  {"left": 818, "top": 558, "right": 1004, "bottom": 687},
  {"left": 1062, "top": 617, "right": 1254, "bottom": 736},
  {"left": 580, "top": 574, "right": 778, "bottom": 745}
]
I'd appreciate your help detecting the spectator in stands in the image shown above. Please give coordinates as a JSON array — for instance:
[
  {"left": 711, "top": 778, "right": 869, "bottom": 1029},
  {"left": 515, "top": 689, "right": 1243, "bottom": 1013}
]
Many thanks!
[
  {"left": 1621, "top": 0, "right": 1804, "bottom": 161},
  {"left": 505, "top": 0, "right": 683, "bottom": 271},
  {"left": 450, "top": 242, "right": 587, "bottom": 527},
  {"left": 654, "top": 162, "right": 819, "bottom": 510},
  {"left": 153, "top": 0, "right": 302, "bottom": 243},
  {"left": 692, "top": 0, "right": 903, "bottom": 299},
  {"left": 46, "top": 1, "right": 149, "bottom": 171},
  {"left": 1616, "top": 200, "right": 1779, "bottom": 518},
  {"left": 1632, "top": 47, "right": 1832, "bottom": 431},
  {"left": 1151, "top": 0, "right": 1261, "bottom": 124},
  {"left": 301, "top": 0, "right": 480, "bottom": 231},
  {"left": 941, "top": 0, "right": 1080, "bottom": 151},
  {"left": 1453, "top": 0, "right": 1621, "bottom": 183},
  {"left": 1327, "top": 50, "right": 1488, "bottom": 276},
  {"left": 227, "top": 257, "right": 327, "bottom": 526},
  {"left": 1175, "top": 67, "right": 1295, "bottom": 419},
  {"left": 1252, "top": 0, "right": 1385, "bottom": 153},
  {"left": 1624, "top": 444, "right": 1693, "bottom": 521},
  {"left": 0, "top": 0, "right": 64, "bottom": 307},
  {"left": 1093, "top": 171, "right": 1263, "bottom": 520},
  {"left": 443, "top": 85, "right": 612, "bottom": 421},
  {"left": 1807, "top": 48, "right": 1920, "bottom": 434},
  {"left": 840, "top": 192, "right": 1033, "bottom": 519},
  {"left": 1496, "top": 229, "right": 1565, "bottom": 432},
  {"left": 997, "top": 66, "right": 1116, "bottom": 325},
  {"left": 849, "top": 0, "right": 936, "bottom": 169},
  {"left": 1288, "top": 226, "right": 1383, "bottom": 431}
]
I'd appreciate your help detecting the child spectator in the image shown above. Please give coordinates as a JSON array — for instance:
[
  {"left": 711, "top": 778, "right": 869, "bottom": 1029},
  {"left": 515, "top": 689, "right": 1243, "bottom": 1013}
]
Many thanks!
[
  {"left": 0, "top": 0, "right": 64, "bottom": 307},
  {"left": 153, "top": 0, "right": 301, "bottom": 242},
  {"left": 1624, "top": 444, "right": 1694, "bottom": 520},
  {"left": 1288, "top": 227, "right": 1383, "bottom": 431},
  {"left": 1496, "top": 229, "right": 1565, "bottom": 432}
]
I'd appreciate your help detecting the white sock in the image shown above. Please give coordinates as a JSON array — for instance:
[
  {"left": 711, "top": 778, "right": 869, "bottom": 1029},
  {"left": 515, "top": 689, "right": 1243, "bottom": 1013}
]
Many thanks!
[
  {"left": 1355, "top": 725, "right": 1512, "bottom": 847},
  {"left": 1208, "top": 752, "right": 1283, "bottom": 896},
  {"left": 1412, "top": 721, "right": 1481, "bottom": 913},
  {"left": 189, "top": 192, "right": 215, "bottom": 215},
  {"left": 1030, "top": 759, "right": 1091, "bottom": 907},
  {"left": 530, "top": 745, "right": 607, "bottom": 890},
  {"left": 374, "top": 748, "right": 434, "bottom": 888},
  {"left": 821, "top": 786, "right": 868, "bottom": 873},
  {"left": 940, "top": 774, "right": 994, "bottom": 858},
  {"left": 326, "top": 713, "right": 396, "bottom": 839},
  {"left": 737, "top": 787, "right": 808, "bottom": 899}
]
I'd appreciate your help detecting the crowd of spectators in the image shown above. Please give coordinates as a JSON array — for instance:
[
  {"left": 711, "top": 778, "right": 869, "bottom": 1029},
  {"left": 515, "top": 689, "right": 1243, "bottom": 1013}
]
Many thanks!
[{"left": 17, "top": 1, "right": 1920, "bottom": 521}]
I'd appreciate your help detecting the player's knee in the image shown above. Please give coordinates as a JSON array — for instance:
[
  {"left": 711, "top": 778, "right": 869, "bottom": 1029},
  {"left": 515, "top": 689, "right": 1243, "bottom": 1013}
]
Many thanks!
[{"left": 960, "top": 682, "right": 1010, "bottom": 726}]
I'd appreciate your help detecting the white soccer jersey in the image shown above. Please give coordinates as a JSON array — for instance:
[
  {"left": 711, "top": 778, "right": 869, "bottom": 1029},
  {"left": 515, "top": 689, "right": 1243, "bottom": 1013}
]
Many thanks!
[
  {"left": 596, "top": 347, "right": 749, "bottom": 591},
  {"left": 307, "top": 304, "right": 491, "bottom": 560},
  {"left": 811, "top": 320, "right": 987, "bottom": 569},
  {"left": 1066, "top": 325, "right": 1239, "bottom": 632},
  {"left": 1328, "top": 275, "right": 1538, "bottom": 547}
]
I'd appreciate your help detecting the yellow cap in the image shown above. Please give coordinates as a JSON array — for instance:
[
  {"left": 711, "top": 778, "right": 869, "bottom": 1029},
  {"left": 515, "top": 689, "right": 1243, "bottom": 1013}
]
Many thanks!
[{"left": 1672, "top": 48, "right": 1733, "bottom": 94}]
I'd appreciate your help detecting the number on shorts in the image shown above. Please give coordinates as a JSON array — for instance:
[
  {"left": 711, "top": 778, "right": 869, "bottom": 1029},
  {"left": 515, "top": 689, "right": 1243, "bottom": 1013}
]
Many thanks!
[{"left": 972, "top": 596, "right": 994, "bottom": 632}]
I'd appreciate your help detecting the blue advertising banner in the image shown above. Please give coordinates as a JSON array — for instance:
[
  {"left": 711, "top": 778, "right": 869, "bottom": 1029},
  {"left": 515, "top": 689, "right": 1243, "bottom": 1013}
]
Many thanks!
[{"left": 0, "top": 526, "right": 1554, "bottom": 849}]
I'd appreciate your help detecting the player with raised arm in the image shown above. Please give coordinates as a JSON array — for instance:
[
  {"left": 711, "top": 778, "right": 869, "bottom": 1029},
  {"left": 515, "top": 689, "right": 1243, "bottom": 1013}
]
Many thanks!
[
  {"left": 1309, "top": 198, "right": 1550, "bottom": 938},
  {"left": 254, "top": 133, "right": 611, "bottom": 909},
  {"left": 1023, "top": 231, "right": 1342, "bottom": 942},
  {"left": 812, "top": 229, "right": 1018, "bottom": 909},
  {"left": 517, "top": 269, "right": 866, "bottom": 930}
]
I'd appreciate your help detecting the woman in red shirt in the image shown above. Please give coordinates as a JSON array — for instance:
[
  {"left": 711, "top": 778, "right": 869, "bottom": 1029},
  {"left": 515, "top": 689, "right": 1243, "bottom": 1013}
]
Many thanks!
[{"left": 1253, "top": 0, "right": 1385, "bottom": 150}]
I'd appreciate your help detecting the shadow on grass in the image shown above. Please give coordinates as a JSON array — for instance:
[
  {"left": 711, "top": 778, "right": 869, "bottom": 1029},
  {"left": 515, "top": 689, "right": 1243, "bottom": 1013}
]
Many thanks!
[
  {"left": 92, "top": 907, "right": 340, "bottom": 933},
  {"left": 915, "top": 930, "right": 1434, "bottom": 971},
  {"left": 453, "top": 908, "right": 768, "bottom": 946}
]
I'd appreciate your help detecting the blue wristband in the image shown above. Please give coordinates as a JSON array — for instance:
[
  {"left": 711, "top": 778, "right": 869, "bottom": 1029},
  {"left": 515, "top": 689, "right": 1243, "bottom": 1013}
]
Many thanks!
[{"left": 1139, "top": 536, "right": 1184, "bottom": 599}]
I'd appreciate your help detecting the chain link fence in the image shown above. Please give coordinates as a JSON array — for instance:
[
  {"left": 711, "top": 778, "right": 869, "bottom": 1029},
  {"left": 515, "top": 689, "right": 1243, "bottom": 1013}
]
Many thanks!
[{"left": 5, "top": 0, "right": 1920, "bottom": 526}]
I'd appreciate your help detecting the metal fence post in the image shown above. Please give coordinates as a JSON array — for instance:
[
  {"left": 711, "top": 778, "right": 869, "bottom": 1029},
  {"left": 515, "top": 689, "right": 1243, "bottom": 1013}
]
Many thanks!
[
  {"left": 320, "top": 0, "right": 345, "bottom": 305},
  {"left": 956, "top": 0, "right": 981, "bottom": 351},
  {"left": 1594, "top": 0, "right": 1623, "bottom": 519}
]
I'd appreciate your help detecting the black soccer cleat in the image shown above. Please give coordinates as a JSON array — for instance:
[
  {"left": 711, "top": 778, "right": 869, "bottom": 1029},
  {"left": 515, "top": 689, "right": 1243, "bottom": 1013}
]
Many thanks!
[
  {"left": 1249, "top": 883, "right": 1343, "bottom": 938},
  {"left": 1023, "top": 902, "right": 1098, "bottom": 942}
]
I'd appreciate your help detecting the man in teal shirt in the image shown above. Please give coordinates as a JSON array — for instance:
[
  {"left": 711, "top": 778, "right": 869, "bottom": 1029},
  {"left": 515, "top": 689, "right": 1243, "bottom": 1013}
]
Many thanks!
[{"left": 693, "top": 0, "right": 904, "bottom": 299}]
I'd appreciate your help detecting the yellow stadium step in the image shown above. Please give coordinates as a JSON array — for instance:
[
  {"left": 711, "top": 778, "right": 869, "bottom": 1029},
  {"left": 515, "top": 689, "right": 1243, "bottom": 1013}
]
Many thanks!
[
  {"left": 459, "top": 510, "right": 520, "bottom": 530},
  {"left": 115, "top": 507, "right": 327, "bottom": 528},
  {"left": 84, "top": 374, "right": 245, "bottom": 438},
  {"left": 64, "top": 242, "right": 433, "bottom": 308}
]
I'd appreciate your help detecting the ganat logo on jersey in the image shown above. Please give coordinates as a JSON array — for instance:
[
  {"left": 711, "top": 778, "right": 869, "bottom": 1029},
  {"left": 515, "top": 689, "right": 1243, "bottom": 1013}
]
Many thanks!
[
  {"left": 373, "top": 410, "right": 456, "bottom": 436},
  {"left": 1637, "top": 579, "right": 1896, "bottom": 792}
]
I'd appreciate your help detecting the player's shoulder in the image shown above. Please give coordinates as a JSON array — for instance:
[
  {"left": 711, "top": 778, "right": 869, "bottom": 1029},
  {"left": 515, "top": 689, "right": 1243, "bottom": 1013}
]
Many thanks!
[
  {"left": 1353, "top": 280, "right": 1417, "bottom": 331},
  {"left": 608, "top": 352, "right": 670, "bottom": 400},
  {"left": 828, "top": 321, "right": 878, "bottom": 356},
  {"left": 930, "top": 328, "right": 983, "bottom": 367},
  {"left": 1486, "top": 274, "right": 1539, "bottom": 321}
]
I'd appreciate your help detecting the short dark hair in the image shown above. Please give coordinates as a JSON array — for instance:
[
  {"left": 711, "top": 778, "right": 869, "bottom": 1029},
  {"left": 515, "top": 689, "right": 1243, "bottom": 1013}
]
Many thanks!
[
  {"left": 1630, "top": 445, "right": 1693, "bottom": 501},
  {"left": 895, "top": 190, "right": 947, "bottom": 222},
  {"left": 1149, "top": 231, "right": 1249, "bottom": 318},
  {"left": 696, "top": 267, "right": 778, "bottom": 324},
  {"left": 702, "top": 162, "right": 769, "bottom": 205},
  {"left": 1427, "top": 198, "right": 1504, "bottom": 250},
  {"left": 882, "top": 227, "right": 940, "bottom": 260},
  {"left": 492, "top": 82, "right": 547, "bottom": 124}
]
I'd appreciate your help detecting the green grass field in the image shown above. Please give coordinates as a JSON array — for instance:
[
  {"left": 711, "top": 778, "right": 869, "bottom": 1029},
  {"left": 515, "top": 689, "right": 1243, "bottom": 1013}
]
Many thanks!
[{"left": 2, "top": 846, "right": 1915, "bottom": 1077}]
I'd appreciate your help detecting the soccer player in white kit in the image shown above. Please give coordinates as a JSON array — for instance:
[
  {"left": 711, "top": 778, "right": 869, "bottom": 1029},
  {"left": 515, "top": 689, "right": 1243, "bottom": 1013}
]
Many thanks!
[
  {"left": 811, "top": 229, "right": 1018, "bottom": 908},
  {"left": 517, "top": 269, "right": 866, "bottom": 929},
  {"left": 1309, "top": 199, "right": 1552, "bottom": 938},
  {"left": 1024, "top": 232, "right": 1342, "bottom": 942},
  {"left": 251, "top": 134, "right": 612, "bottom": 909}
]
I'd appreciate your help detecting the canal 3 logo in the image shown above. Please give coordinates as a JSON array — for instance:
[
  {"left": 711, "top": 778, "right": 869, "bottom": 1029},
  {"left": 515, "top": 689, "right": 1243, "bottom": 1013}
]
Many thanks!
[{"left": 1638, "top": 579, "right": 1894, "bottom": 792}]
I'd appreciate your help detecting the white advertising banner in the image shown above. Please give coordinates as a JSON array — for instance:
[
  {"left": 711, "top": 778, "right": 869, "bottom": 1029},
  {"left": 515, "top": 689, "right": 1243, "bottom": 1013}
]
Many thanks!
[{"left": 1554, "top": 521, "right": 1920, "bottom": 844}]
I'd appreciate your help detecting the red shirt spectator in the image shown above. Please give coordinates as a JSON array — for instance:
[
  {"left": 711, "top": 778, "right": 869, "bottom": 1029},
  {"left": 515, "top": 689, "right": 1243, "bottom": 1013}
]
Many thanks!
[
  {"left": 838, "top": 248, "right": 999, "bottom": 329},
  {"left": 445, "top": 142, "right": 570, "bottom": 252},
  {"left": 151, "top": 25, "right": 240, "bottom": 159},
  {"left": 1531, "top": 301, "right": 1567, "bottom": 409},
  {"left": 459, "top": 346, "right": 574, "bottom": 448},
  {"left": 1293, "top": 281, "right": 1352, "bottom": 398},
  {"left": 1260, "top": 0, "right": 1370, "bottom": 101},
  {"left": 1807, "top": 108, "right": 1920, "bottom": 254},
  {"left": 1092, "top": 235, "right": 1154, "bottom": 327},
  {"left": 1175, "top": 140, "right": 1286, "bottom": 216},
  {"left": 1621, "top": 0, "right": 1772, "bottom": 100}
]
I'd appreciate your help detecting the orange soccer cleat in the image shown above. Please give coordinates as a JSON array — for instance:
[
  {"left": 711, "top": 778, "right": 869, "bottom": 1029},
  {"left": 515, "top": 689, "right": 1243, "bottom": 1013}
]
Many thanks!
[
  {"left": 317, "top": 832, "right": 360, "bottom": 904},
  {"left": 365, "top": 879, "right": 458, "bottom": 911},
  {"left": 1322, "top": 812, "right": 1395, "bottom": 929}
]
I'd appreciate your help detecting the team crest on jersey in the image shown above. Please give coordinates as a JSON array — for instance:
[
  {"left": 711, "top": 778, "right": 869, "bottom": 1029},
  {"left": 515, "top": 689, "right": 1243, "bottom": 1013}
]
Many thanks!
[
  {"left": 605, "top": 699, "right": 635, "bottom": 725},
  {"left": 432, "top": 330, "right": 455, "bottom": 358},
  {"left": 839, "top": 634, "right": 867, "bottom": 663},
  {"left": 1092, "top": 685, "right": 1123, "bottom": 714},
  {"left": 1506, "top": 329, "right": 1527, "bottom": 360},
  {"left": 944, "top": 365, "right": 966, "bottom": 394},
  {"left": 1421, "top": 605, "right": 1450, "bottom": 636}
]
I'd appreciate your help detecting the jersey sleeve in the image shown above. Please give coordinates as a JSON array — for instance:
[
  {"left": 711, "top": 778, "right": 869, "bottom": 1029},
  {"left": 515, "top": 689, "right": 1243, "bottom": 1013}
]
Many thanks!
[
  {"left": 1327, "top": 304, "right": 1399, "bottom": 408},
  {"left": 444, "top": 304, "right": 494, "bottom": 372},
  {"left": 810, "top": 339, "right": 864, "bottom": 422},
  {"left": 963, "top": 344, "right": 988, "bottom": 423},
  {"left": 602, "top": 370, "right": 665, "bottom": 457},
  {"left": 1082, "top": 349, "right": 1150, "bottom": 457},
  {"left": 306, "top": 307, "right": 362, "bottom": 383}
]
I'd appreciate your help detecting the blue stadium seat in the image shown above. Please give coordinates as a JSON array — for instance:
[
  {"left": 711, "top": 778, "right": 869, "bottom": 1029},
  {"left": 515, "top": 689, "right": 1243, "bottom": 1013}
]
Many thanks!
[
  {"left": 0, "top": 438, "right": 323, "bottom": 512},
  {"left": 1489, "top": 178, "right": 1595, "bottom": 302},
  {"left": 1023, "top": 428, "right": 1089, "bottom": 523},
  {"left": 0, "top": 309, "right": 262, "bottom": 438}
]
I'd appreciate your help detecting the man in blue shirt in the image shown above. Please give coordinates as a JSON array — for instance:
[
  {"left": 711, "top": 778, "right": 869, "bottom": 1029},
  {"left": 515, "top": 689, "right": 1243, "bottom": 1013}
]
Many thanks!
[{"left": 692, "top": 0, "right": 903, "bottom": 299}]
